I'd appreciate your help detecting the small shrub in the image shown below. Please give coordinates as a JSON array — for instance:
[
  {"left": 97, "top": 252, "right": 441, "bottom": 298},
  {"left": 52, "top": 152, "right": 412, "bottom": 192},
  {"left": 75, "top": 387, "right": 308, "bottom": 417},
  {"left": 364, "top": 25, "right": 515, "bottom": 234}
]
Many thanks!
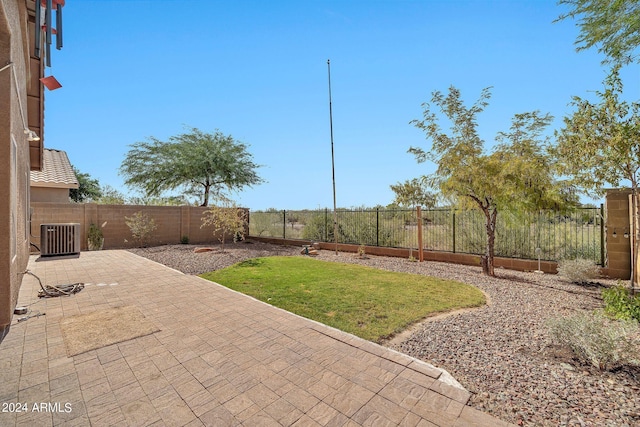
[
  {"left": 603, "top": 284, "right": 640, "bottom": 322},
  {"left": 302, "top": 213, "right": 333, "bottom": 242},
  {"left": 181, "top": 235, "right": 190, "bottom": 244},
  {"left": 125, "top": 211, "right": 158, "bottom": 248},
  {"left": 357, "top": 244, "right": 366, "bottom": 258},
  {"left": 556, "top": 258, "right": 601, "bottom": 284},
  {"left": 87, "top": 223, "right": 104, "bottom": 251},
  {"left": 547, "top": 311, "right": 640, "bottom": 370},
  {"left": 201, "top": 203, "right": 247, "bottom": 252}
]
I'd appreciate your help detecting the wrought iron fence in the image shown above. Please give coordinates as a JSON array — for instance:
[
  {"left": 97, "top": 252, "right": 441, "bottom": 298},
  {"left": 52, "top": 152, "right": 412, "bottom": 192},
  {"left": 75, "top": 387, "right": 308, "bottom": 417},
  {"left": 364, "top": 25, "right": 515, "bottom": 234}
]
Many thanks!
[{"left": 248, "top": 206, "right": 604, "bottom": 265}]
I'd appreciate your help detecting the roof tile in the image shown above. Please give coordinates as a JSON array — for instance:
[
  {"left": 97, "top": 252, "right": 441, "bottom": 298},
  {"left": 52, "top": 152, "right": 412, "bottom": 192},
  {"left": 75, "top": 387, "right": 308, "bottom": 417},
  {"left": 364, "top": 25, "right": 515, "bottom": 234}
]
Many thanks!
[{"left": 30, "top": 148, "right": 79, "bottom": 189}]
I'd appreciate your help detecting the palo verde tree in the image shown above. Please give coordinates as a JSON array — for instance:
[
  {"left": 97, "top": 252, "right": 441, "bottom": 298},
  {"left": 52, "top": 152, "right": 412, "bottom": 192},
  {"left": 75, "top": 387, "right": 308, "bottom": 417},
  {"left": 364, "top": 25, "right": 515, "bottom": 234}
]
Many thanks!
[
  {"left": 556, "top": 0, "right": 640, "bottom": 65},
  {"left": 120, "top": 127, "right": 263, "bottom": 206},
  {"left": 410, "top": 86, "right": 575, "bottom": 276},
  {"left": 555, "top": 66, "right": 640, "bottom": 289}
]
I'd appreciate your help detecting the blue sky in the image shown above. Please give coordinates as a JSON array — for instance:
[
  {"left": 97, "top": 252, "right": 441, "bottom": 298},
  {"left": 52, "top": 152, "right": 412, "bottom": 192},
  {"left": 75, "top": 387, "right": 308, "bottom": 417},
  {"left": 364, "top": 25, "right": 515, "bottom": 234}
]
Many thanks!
[{"left": 44, "top": 0, "right": 639, "bottom": 210}]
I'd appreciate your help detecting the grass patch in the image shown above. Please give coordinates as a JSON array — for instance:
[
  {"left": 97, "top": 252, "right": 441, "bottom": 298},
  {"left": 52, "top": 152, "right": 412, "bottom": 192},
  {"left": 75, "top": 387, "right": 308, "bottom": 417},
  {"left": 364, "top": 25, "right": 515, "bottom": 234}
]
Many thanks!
[{"left": 200, "top": 256, "right": 485, "bottom": 342}]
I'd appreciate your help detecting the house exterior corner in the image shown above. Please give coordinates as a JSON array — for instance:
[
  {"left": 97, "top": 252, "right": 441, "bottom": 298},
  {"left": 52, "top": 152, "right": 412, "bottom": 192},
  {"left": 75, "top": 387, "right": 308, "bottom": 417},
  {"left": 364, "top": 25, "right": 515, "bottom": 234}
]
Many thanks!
[{"left": 0, "top": 0, "right": 44, "bottom": 343}]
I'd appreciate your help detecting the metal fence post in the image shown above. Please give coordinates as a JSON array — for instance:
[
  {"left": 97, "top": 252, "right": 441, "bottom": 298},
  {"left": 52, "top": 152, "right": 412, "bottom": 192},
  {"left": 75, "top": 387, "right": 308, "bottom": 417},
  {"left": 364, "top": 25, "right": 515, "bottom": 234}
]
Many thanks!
[
  {"left": 376, "top": 208, "right": 379, "bottom": 247},
  {"left": 324, "top": 208, "right": 328, "bottom": 242},
  {"left": 283, "top": 210, "right": 286, "bottom": 239},
  {"left": 452, "top": 210, "right": 456, "bottom": 253}
]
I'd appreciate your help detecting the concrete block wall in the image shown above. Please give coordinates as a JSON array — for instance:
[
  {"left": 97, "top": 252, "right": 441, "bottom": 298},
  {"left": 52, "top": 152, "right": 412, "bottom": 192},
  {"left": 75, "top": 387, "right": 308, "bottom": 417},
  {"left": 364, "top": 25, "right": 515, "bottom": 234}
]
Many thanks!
[
  {"left": 97, "top": 205, "right": 182, "bottom": 248},
  {"left": 31, "top": 203, "right": 249, "bottom": 251},
  {"left": 188, "top": 207, "right": 218, "bottom": 244}
]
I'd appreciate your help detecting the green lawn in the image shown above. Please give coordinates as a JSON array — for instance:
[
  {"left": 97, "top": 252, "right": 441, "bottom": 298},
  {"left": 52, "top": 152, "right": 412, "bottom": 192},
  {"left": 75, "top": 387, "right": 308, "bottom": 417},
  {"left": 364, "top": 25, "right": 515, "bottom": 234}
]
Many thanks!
[{"left": 200, "top": 256, "right": 485, "bottom": 343}]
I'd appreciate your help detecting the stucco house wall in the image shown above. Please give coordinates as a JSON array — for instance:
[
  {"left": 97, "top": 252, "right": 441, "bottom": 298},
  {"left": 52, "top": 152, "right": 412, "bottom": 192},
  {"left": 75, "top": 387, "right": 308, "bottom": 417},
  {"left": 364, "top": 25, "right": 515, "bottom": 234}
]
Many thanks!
[
  {"left": 0, "top": 0, "right": 37, "bottom": 343},
  {"left": 31, "top": 186, "right": 69, "bottom": 203}
]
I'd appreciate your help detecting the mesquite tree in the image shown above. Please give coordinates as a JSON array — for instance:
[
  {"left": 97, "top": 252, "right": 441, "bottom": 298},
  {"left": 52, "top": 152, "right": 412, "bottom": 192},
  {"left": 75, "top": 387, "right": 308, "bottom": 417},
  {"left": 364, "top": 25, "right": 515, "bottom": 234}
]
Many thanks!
[
  {"left": 556, "top": 0, "right": 640, "bottom": 65},
  {"left": 120, "top": 128, "right": 263, "bottom": 206},
  {"left": 409, "top": 86, "right": 574, "bottom": 276},
  {"left": 555, "top": 66, "right": 640, "bottom": 290}
]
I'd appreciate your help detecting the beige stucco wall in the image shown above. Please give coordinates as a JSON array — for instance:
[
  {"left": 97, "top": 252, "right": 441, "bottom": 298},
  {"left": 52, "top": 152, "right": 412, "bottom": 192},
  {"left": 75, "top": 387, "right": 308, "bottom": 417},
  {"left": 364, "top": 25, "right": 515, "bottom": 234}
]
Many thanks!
[
  {"left": 31, "top": 186, "right": 70, "bottom": 203},
  {"left": 0, "top": 0, "right": 32, "bottom": 341}
]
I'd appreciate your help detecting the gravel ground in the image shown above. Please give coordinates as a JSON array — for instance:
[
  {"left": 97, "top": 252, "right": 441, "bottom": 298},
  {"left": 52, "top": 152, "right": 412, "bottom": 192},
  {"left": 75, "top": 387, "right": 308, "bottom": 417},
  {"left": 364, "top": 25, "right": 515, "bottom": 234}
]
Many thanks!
[{"left": 129, "top": 241, "right": 640, "bottom": 427}]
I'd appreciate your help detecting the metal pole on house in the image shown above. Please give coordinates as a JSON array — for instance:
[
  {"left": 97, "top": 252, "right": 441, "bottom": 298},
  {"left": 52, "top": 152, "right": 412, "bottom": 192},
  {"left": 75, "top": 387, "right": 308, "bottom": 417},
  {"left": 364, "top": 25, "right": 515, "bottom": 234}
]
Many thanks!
[{"left": 327, "top": 59, "right": 338, "bottom": 255}]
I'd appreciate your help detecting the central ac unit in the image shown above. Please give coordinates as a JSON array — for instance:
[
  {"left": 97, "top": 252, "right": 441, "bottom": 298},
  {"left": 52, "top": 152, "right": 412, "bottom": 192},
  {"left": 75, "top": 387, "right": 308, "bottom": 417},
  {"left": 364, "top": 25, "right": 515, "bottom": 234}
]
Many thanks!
[{"left": 40, "top": 223, "right": 81, "bottom": 256}]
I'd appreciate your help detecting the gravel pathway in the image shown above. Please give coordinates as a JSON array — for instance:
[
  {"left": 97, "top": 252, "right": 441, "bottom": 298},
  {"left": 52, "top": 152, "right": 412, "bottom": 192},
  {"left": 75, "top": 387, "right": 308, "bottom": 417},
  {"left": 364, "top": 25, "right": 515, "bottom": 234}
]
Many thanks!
[{"left": 129, "top": 241, "right": 640, "bottom": 427}]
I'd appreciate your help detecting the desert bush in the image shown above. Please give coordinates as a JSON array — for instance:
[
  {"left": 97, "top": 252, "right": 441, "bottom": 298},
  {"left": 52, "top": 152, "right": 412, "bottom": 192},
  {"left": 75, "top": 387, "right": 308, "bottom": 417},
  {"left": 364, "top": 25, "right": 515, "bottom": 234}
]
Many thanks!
[
  {"left": 556, "top": 258, "right": 601, "bottom": 284},
  {"left": 250, "top": 210, "right": 285, "bottom": 237},
  {"left": 302, "top": 212, "right": 331, "bottom": 241},
  {"left": 547, "top": 311, "right": 640, "bottom": 370},
  {"left": 357, "top": 244, "right": 366, "bottom": 258},
  {"left": 603, "top": 284, "right": 640, "bottom": 322},
  {"left": 301, "top": 211, "right": 402, "bottom": 247},
  {"left": 201, "top": 203, "right": 247, "bottom": 251},
  {"left": 125, "top": 211, "right": 157, "bottom": 247},
  {"left": 87, "top": 222, "right": 105, "bottom": 251}
]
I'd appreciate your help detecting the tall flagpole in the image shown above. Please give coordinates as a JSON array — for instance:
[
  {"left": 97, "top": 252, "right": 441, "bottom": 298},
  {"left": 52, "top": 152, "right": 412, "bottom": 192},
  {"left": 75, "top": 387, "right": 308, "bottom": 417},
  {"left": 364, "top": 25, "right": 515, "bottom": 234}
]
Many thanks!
[{"left": 327, "top": 59, "right": 338, "bottom": 255}]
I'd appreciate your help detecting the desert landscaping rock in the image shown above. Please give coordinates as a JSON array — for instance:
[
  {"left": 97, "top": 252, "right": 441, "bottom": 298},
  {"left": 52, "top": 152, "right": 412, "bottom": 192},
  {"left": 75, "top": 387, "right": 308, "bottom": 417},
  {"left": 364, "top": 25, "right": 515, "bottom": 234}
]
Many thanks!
[{"left": 130, "top": 242, "right": 640, "bottom": 427}]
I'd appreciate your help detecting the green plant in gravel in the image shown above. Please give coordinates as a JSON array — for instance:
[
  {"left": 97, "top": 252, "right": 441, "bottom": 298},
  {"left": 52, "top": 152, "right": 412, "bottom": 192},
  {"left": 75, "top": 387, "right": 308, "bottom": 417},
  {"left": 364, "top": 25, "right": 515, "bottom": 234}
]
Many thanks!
[
  {"left": 125, "top": 211, "right": 157, "bottom": 248},
  {"left": 603, "top": 284, "right": 640, "bottom": 322},
  {"left": 357, "top": 244, "right": 367, "bottom": 258},
  {"left": 547, "top": 311, "right": 640, "bottom": 370},
  {"left": 557, "top": 258, "right": 601, "bottom": 284},
  {"left": 200, "top": 256, "right": 485, "bottom": 343},
  {"left": 201, "top": 201, "right": 247, "bottom": 252}
]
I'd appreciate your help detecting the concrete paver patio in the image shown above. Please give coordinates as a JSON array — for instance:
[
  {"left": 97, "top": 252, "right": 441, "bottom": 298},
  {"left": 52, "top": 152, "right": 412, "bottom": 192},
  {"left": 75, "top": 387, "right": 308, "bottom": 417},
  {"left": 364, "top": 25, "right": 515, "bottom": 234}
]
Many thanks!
[{"left": 0, "top": 250, "right": 514, "bottom": 426}]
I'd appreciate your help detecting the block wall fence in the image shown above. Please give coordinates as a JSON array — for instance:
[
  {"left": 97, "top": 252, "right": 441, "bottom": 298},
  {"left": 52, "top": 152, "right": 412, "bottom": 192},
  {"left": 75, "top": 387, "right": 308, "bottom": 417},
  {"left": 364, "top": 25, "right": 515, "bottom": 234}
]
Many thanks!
[{"left": 30, "top": 203, "right": 248, "bottom": 251}]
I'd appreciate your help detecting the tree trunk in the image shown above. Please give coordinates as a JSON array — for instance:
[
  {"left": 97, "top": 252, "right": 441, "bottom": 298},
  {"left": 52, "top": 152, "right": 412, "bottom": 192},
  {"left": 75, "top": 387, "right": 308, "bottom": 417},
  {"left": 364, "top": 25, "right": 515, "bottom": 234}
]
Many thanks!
[
  {"left": 201, "top": 183, "right": 210, "bottom": 207},
  {"left": 482, "top": 207, "right": 497, "bottom": 277}
]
